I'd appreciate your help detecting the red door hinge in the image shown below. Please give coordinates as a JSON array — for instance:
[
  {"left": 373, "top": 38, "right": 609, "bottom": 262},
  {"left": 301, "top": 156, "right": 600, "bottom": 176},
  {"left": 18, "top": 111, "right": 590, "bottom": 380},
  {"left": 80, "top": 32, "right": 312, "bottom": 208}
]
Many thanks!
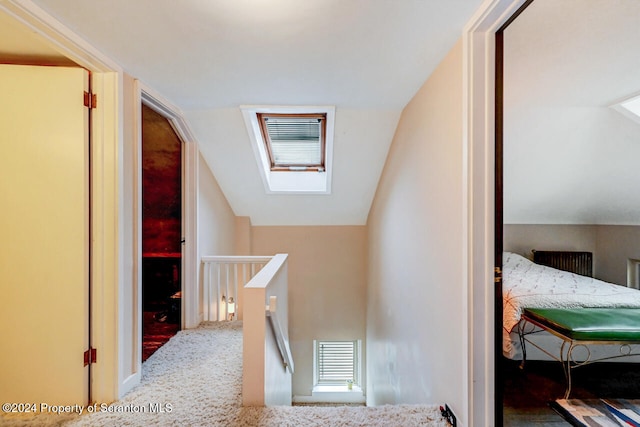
[
  {"left": 83, "top": 91, "right": 97, "bottom": 109},
  {"left": 84, "top": 348, "right": 97, "bottom": 366}
]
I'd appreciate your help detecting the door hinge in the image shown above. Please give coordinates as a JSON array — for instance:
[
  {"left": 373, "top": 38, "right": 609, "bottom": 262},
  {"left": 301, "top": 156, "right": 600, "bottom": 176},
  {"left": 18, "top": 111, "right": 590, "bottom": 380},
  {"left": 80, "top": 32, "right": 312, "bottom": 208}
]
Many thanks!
[
  {"left": 84, "top": 348, "right": 97, "bottom": 366},
  {"left": 494, "top": 267, "right": 502, "bottom": 283},
  {"left": 83, "top": 91, "right": 97, "bottom": 109}
]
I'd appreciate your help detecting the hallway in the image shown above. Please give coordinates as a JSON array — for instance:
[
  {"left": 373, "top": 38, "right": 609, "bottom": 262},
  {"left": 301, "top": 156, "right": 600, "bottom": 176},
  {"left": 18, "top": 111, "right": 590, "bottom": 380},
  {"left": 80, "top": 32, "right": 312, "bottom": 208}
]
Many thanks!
[{"left": 1, "top": 322, "right": 449, "bottom": 427}]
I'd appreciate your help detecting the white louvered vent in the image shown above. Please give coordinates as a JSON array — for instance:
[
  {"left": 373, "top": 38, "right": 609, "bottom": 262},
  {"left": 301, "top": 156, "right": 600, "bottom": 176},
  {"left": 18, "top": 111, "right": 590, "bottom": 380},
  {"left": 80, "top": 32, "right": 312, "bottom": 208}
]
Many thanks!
[{"left": 316, "top": 340, "right": 358, "bottom": 385}]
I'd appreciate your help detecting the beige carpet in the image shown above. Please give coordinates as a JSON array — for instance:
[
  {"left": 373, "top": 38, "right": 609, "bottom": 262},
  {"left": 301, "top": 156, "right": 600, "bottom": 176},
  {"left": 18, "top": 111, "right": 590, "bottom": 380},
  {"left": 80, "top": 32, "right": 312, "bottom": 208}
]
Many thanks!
[{"left": 1, "top": 321, "right": 447, "bottom": 427}]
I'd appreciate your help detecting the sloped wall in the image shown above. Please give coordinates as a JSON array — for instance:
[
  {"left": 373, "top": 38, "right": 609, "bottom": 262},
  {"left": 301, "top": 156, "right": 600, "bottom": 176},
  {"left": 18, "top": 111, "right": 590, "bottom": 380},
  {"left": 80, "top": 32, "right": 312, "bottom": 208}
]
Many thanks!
[
  {"left": 366, "top": 39, "right": 465, "bottom": 415},
  {"left": 198, "top": 154, "right": 237, "bottom": 321}
]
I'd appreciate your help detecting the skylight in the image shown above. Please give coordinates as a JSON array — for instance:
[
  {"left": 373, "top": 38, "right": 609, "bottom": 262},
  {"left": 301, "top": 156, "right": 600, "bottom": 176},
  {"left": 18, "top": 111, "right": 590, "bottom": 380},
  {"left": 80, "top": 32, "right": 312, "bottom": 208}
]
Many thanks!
[
  {"left": 258, "top": 113, "right": 326, "bottom": 171},
  {"left": 242, "top": 106, "right": 335, "bottom": 194}
]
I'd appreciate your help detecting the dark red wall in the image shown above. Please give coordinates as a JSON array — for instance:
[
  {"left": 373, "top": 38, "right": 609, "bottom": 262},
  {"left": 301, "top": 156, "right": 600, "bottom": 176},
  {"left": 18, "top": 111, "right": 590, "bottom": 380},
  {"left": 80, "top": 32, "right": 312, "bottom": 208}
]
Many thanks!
[{"left": 142, "top": 104, "right": 182, "bottom": 255}]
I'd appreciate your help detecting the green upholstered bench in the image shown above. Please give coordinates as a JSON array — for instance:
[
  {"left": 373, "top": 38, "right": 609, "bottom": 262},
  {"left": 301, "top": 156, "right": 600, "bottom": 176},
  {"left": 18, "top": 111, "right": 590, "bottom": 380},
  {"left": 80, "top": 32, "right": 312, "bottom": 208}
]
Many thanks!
[
  {"left": 520, "top": 307, "right": 640, "bottom": 398},
  {"left": 523, "top": 308, "right": 640, "bottom": 341}
]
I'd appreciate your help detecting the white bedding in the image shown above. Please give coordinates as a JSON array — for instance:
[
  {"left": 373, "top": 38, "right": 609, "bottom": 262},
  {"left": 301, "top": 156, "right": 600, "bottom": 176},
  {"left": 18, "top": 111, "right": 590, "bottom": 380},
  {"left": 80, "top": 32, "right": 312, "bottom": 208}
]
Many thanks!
[{"left": 502, "top": 251, "right": 640, "bottom": 358}]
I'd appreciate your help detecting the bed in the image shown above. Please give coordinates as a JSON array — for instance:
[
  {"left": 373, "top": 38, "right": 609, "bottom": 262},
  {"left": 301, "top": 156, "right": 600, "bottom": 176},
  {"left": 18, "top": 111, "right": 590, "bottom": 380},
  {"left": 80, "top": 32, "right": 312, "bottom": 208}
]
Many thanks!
[
  {"left": 502, "top": 251, "right": 640, "bottom": 360},
  {"left": 502, "top": 251, "right": 640, "bottom": 396}
]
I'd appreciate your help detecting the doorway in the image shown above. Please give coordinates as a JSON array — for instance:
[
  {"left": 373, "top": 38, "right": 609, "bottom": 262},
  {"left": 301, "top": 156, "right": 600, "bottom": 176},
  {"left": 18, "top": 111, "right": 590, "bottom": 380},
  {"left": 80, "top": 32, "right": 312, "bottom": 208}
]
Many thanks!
[
  {"left": 141, "top": 103, "right": 183, "bottom": 361},
  {"left": 496, "top": 0, "right": 640, "bottom": 423}
]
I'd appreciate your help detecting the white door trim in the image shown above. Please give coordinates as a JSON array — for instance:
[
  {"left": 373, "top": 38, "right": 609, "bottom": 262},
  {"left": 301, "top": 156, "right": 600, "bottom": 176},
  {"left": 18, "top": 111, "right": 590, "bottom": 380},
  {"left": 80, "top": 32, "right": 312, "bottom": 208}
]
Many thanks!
[
  {"left": 0, "top": 0, "right": 123, "bottom": 402},
  {"left": 0, "top": 1, "right": 120, "bottom": 72},
  {"left": 138, "top": 82, "right": 200, "bottom": 330},
  {"left": 463, "top": 0, "right": 527, "bottom": 425}
]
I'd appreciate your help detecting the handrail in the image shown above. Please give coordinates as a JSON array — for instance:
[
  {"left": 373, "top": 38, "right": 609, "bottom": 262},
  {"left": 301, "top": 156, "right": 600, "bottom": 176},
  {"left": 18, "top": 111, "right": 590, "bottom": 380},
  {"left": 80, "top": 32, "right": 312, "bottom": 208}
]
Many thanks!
[
  {"left": 201, "top": 255, "right": 272, "bottom": 263},
  {"left": 266, "top": 295, "right": 294, "bottom": 374}
]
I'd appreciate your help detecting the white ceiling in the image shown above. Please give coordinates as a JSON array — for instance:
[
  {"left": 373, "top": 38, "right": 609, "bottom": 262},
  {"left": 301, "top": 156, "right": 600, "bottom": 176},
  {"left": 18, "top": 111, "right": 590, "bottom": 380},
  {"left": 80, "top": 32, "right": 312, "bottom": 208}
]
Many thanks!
[
  {"left": 8, "top": 1, "right": 636, "bottom": 226},
  {"left": 18, "top": 0, "right": 483, "bottom": 226},
  {"left": 504, "top": 0, "right": 640, "bottom": 225}
]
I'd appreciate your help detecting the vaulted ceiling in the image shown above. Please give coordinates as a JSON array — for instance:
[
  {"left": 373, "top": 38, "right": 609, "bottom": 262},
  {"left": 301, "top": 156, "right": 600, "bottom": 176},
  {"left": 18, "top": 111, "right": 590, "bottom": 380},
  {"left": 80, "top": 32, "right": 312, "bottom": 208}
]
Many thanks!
[
  {"left": 3, "top": 0, "right": 483, "bottom": 226},
  {"left": 3, "top": 0, "right": 639, "bottom": 226},
  {"left": 504, "top": 0, "right": 640, "bottom": 225}
]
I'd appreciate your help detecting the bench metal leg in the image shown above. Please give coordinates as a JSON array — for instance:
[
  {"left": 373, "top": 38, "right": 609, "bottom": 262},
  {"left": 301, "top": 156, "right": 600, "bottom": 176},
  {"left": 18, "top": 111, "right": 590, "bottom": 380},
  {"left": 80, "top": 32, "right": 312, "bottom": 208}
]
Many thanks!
[
  {"left": 517, "top": 322, "right": 528, "bottom": 369},
  {"left": 560, "top": 341, "right": 573, "bottom": 399}
]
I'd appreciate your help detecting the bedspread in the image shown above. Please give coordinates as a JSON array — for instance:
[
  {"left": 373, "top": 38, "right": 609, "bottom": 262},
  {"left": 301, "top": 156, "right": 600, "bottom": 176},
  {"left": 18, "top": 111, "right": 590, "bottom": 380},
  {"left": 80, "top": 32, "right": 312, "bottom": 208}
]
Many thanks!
[{"left": 502, "top": 252, "right": 640, "bottom": 334}]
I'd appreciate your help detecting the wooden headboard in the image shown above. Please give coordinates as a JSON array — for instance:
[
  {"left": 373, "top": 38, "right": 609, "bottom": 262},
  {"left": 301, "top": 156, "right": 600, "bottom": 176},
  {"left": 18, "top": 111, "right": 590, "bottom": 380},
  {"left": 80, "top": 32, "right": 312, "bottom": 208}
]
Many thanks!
[{"left": 532, "top": 250, "right": 593, "bottom": 277}]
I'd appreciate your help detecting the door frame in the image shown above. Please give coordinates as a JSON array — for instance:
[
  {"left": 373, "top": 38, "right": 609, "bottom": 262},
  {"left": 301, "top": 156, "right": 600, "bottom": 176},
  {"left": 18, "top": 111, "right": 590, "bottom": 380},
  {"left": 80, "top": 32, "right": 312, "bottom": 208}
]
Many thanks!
[
  {"left": 0, "top": 0, "right": 122, "bottom": 402},
  {"left": 462, "top": 0, "right": 528, "bottom": 424},
  {"left": 137, "top": 81, "right": 200, "bottom": 330},
  {"left": 3, "top": 0, "right": 199, "bottom": 403},
  {"left": 126, "top": 81, "right": 199, "bottom": 390},
  {"left": 493, "top": 2, "right": 535, "bottom": 425}
]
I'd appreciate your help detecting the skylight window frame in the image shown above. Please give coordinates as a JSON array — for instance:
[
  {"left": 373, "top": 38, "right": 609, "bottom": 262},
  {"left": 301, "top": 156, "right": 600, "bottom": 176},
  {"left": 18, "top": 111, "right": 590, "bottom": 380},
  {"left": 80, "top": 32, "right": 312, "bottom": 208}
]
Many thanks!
[
  {"left": 241, "top": 105, "right": 335, "bottom": 195},
  {"left": 257, "top": 112, "right": 327, "bottom": 172}
]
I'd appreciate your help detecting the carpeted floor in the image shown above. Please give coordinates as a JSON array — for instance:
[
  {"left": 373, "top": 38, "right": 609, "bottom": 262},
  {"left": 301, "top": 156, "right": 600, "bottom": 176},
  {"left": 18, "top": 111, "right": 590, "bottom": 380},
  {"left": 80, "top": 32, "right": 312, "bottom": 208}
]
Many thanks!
[{"left": 1, "top": 321, "right": 448, "bottom": 427}]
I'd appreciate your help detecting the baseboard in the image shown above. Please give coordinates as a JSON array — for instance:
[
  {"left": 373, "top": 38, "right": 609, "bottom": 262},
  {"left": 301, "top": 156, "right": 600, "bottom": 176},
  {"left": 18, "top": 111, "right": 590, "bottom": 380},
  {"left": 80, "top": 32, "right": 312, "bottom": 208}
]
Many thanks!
[{"left": 293, "top": 387, "right": 365, "bottom": 404}]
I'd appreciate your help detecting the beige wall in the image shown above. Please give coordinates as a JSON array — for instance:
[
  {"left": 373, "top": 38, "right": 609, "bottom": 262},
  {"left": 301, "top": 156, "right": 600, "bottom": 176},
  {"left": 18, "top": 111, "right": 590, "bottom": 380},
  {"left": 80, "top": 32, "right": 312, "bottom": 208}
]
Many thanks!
[
  {"left": 596, "top": 226, "right": 640, "bottom": 285},
  {"left": 198, "top": 154, "right": 237, "bottom": 319},
  {"left": 504, "top": 224, "right": 640, "bottom": 285},
  {"left": 250, "top": 226, "right": 367, "bottom": 399},
  {"left": 366, "top": 39, "right": 465, "bottom": 414},
  {"left": 198, "top": 153, "right": 236, "bottom": 255},
  {"left": 503, "top": 224, "right": 597, "bottom": 260},
  {"left": 235, "top": 216, "right": 252, "bottom": 255}
]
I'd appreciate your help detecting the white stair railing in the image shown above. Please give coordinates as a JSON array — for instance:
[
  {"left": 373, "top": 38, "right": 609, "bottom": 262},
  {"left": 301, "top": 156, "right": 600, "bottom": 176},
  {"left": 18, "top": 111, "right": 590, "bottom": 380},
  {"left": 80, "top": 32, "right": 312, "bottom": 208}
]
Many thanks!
[
  {"left": 243, "top": 253, "right": 292, "bottom": 406},
  {"left": 266, "top": 295, "right": 294, "bottom": 373},
  {"left": 201, "top": 256, "right": 271, "bottom": 321}
]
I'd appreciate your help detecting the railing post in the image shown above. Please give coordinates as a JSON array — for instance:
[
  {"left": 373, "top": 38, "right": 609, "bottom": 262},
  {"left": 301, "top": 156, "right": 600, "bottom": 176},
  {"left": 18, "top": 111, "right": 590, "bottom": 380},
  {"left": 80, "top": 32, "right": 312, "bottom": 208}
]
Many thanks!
[
  {"left": 242, "top": 254, "right": 291, "bottom": 406},
  {"left": 216, "top": 263, "right": 221, "bottom": 321}
]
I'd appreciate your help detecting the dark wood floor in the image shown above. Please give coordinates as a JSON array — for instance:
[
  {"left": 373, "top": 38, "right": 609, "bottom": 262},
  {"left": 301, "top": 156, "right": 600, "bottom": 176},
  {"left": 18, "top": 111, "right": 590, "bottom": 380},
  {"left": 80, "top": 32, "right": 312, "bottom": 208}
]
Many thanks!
[
  {"left": 502, "top": 358, "right": 640, "bottom": 426},
  {"left": 142, "top": 310, "right": 180, "bottom": 361}
]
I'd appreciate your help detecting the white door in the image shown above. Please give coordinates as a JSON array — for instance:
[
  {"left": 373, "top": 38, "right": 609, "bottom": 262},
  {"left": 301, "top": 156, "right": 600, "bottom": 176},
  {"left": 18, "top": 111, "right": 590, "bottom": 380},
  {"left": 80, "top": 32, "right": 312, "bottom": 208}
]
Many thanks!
[{"left": 0, "top": 64, "right": 90, "bottom": 405}]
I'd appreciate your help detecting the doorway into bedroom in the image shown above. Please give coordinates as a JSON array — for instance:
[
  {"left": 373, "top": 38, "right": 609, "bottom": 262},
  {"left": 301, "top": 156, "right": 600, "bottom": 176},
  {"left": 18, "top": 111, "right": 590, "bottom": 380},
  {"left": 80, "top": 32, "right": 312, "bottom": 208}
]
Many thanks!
[
  {"left": 497, "top": 0, "right": 640, "bottom": 424},
  {"left": 142, "top": 103, "right": 183, "bottom": 361}
]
